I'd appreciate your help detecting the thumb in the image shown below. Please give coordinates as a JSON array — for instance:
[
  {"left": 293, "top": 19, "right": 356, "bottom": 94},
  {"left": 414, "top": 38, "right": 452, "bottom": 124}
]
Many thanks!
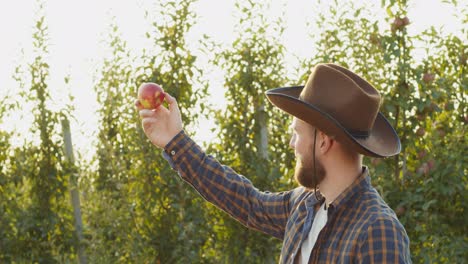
[
  {"left": 165, "top": 93, "right": 180, "bottom": 115},
  {"left": 134, "top": 99, "right": 144, "bottom": 111},
  {"left": 164, "top": 93, "right": 183, "bottom": 133}
]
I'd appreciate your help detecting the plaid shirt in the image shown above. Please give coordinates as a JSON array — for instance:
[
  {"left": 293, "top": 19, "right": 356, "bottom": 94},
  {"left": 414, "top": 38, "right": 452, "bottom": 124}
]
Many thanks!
[{"left": 163, "top": 131, "right": 411, "bottom": 263}]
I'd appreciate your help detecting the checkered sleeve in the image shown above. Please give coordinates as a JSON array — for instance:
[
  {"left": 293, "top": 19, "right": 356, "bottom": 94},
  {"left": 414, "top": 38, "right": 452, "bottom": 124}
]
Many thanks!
[
  {"left": 357, "top": 216, "right": 412, "bottom": 263},
  {"left": 163, "top": 130, "right": 295, "bottom": 239}
]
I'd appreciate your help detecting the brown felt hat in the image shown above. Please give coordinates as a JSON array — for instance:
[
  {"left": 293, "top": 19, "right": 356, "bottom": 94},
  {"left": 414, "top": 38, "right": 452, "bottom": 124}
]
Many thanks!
[{"left": 266, "top": 63, "right": 400, "bottom": 157}]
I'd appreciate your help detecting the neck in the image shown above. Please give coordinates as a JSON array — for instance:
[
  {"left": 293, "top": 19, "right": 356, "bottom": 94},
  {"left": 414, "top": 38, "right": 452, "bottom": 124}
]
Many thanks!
[{"left": 319, "top": 156, "right": 362, "bottom": 205}]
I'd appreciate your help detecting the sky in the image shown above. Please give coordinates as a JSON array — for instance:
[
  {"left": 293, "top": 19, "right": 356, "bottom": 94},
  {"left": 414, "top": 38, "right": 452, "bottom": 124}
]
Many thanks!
[{"left": 0, "top": 0, "right": 464, "bottom": 161}]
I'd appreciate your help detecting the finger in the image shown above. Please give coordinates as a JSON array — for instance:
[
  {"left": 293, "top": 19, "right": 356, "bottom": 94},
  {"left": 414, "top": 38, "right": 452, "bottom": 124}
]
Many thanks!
[
  {"left": 153, "top": 104, "right": 170, "bottom": 116},
  {"left": 164, "top": 92, "right": 176, "bottom": 106},
  {"left": 139, "top": 109, "right": 157, "bottom": 118},
  {"left": 164, "top": 93, "right": 180, "bottom": 114},
  {"left": 142, "top": 117, "right": 158, "bottom": 131},
  {"left": 135, "top": 99, "right": 144, "bottom": 111}
]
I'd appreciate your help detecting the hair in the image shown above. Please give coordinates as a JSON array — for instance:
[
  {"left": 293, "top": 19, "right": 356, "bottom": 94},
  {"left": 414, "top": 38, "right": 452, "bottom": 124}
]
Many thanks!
[{"left": 321, "top": 130, "right": 362, "bottom": 163}]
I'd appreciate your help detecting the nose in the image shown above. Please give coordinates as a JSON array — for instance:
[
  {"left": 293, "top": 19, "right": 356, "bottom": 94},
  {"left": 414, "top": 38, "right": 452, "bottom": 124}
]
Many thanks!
[{"left": 289, "top": 134, "right": 296, "bottom": 149}]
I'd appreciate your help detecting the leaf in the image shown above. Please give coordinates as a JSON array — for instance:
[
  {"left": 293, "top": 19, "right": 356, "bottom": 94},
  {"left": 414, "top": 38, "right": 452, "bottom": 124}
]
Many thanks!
[
  {"left": 422, "top": 199, "right": 437, "bottom": 211},
  {"left": 386, "top": 5, "right": 394, "bottom": 17}
]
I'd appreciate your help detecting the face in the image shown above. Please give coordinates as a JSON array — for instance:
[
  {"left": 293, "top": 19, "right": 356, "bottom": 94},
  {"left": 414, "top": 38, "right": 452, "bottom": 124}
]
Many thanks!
[{"left": 289, "top": 118, "right": 326, "bottom": 189}]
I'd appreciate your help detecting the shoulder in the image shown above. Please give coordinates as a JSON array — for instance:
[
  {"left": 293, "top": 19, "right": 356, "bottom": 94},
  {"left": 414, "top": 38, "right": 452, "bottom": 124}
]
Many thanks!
[
  {"left": 355, "top": 189, "right": 411, "bottom": 263},
  {"left": 288, "top": 187, "right": 314, "bottom": 209},
  {"left": 357, "top": 187, "right": 408, "bottom": 241},
  {"left": 356, "top": 186, "right": 400, "bottom": 222},
  {"left": 357, "top": 215, "right": 411, "bottom": 263},
  {"left": 360, "top": 214, "right": 408, "bottom": 242}
]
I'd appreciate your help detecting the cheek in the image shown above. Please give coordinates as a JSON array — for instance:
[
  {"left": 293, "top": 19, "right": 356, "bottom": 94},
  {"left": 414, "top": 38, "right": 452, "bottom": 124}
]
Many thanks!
[
  {"left": 295, "top": 138, "right": 310, "bottom": 155},
  {"left": 300, "top": 153, "right": 313, "bottom": 168},
  {"left": 296, "top": 145, "right": 313, "bottom": 167}
]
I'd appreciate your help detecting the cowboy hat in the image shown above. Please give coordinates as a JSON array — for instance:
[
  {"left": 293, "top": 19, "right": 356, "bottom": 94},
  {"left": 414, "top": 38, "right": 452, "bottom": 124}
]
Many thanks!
[{"left": 266, "top": 63, "right": 400, "bottom": 158}]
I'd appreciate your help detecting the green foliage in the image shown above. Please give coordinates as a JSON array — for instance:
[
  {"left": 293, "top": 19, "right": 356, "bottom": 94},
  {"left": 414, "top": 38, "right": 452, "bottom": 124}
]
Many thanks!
[
  {"left": 0, "top": 1, "right": 76, "bottom": 262},
  {"left": 0, "top": 95, "right": 19, "bottom": 262},
  {"left": 0, "top": 0, "right": 465, "bottom": 263},
  {"left": 83, "top": 17, "right": 138, "bottom": 262},
  {"left": 83, "top": 0, "right": 211, "bottom": 262},
  {"left": 205, "top": 1, "right": 294, "bottom": 262},
  {"left": 304, "top": 0, "right": 467, "bottom": 262},
  {"left": 384, "top": 29, "right": 467, "bottom": 263},
  {"left": 134, "top": 1, "right": 211, "bottom": 262}
]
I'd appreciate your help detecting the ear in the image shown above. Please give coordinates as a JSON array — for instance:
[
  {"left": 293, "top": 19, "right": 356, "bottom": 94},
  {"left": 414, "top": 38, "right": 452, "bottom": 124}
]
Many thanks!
[{"left": 318, "top": 131, "right": 333, "bottom": 154}]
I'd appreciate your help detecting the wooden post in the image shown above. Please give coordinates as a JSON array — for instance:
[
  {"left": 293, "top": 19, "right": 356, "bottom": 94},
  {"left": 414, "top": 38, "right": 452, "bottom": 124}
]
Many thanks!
[
  {"left": 61, "top": 117, "right": 87, "bottom": 264},
  {"left": 258, "top": 104, "right": 269, "bottom": 160}
]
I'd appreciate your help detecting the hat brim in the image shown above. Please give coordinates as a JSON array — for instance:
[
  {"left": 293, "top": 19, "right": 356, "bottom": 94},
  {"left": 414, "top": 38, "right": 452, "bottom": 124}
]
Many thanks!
[{"left": 266, "top": 86, "right": 401, "bottom": 157}]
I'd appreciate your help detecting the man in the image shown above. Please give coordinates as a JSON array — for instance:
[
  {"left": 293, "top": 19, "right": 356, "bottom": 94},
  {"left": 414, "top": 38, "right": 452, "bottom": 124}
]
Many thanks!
[{"left": 137, "top": 63, "right": 411, "bottom": 263}]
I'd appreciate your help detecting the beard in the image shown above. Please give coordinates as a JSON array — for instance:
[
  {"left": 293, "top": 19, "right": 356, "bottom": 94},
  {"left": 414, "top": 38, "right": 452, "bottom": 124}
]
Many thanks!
[{"left": 294, "top": 155, "right": 326, "bottom": 189}]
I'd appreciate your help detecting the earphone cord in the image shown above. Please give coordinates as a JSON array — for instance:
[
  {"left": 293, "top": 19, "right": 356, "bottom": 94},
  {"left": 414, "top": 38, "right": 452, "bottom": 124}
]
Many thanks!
[{"left": 313, "top": 128, "right": 320, "bottom": 202}]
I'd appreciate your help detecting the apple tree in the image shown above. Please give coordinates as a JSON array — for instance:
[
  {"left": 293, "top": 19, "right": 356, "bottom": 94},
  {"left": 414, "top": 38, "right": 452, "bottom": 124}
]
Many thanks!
[
  {"left": 83, "top": 18, "right": 138, "bottom": 262},
  {"left": 132, "top": 0, "right": 211, "bottom": 262},
  {"left": 301, "top": 0, "right": 467, "bottom": 262},
  {"left": 205, "top": 0, "right": 295, "bottom": 262},
  {"left": 0, "top": 2, "right": 76, "bottom": 261},
  {"left": 88, "top": 0, "right": 211, "bottom": 262}
]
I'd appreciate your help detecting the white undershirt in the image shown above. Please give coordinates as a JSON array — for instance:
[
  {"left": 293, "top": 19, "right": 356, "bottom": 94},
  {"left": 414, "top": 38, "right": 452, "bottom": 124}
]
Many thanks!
[{"left": 299, "top": 202, "right": 328, "bottom": 264}]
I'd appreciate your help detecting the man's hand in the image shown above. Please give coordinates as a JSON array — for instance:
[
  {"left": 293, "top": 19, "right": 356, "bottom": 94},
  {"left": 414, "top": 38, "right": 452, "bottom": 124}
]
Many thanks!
[{"left": 136, "top": 92, "right": 183, "bottom": 148}]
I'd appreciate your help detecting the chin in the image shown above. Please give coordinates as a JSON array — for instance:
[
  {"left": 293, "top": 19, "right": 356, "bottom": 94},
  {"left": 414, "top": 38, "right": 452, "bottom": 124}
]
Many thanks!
[{"left": 293, "top": 157, "right": 326, "bottom": 190}]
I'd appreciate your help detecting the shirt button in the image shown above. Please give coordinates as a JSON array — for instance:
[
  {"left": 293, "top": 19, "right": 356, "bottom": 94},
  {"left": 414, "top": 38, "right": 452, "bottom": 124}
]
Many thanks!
[{"left": 170, "top": 150, "right": 176, "bottom": 156}]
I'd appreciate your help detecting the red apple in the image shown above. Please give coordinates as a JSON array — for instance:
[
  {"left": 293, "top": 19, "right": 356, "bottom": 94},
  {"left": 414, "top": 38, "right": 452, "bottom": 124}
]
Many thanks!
[
  {"left": 416, "top": 114, "right": 425, "bottom": 121},
  {"left": 437, "top": 128, "right": 446, "bottom": 137},
  {"left": 395, "top": 206, "right": 406, "bottom": 217},
  {"left": 371, "top": 158, "right": 381, "bottom": 166},
  {"left": 402, "top": 16, "right": 410, "bottom": 26},
  {"left": 427, "top": 159, "right": 435, "bottom": 170},
  {"left": 422, "top": 73, "right": 435, "bottom": 83},
  {"left": 138, "top": 83, "right": 165, "bottom": 109},
  {"left": 391, "top": 17, "right": 404, "bottom": 32},
  {"left": 391, "top": 16, "right": 410, "bottom": 32},
  {"left": 417, "top": 150, "right": 427, "bottom": 159}
]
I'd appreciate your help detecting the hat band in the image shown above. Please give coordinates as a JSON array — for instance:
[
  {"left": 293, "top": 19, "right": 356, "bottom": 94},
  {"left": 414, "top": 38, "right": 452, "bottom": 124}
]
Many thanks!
[{"left": 348, "top": 129, "right": 370, "bottom": 139}]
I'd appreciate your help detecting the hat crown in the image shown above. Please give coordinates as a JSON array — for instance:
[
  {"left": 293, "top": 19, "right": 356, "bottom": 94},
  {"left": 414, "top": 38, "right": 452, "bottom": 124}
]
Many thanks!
[
  {"left": 265, "top": 63, "right": 401, "bottom": 157},
  {"left": 300, "top": 64, "right": 381, "bottom": 135}
]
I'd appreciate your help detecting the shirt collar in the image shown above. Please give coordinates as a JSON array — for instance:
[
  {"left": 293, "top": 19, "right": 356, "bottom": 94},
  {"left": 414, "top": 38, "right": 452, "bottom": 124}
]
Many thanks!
[
  {"left": 326, "top": 166, "right": 371, "bottom": 211},
  {"left": 304, "top": 189, "right": 324, "bottom": 208}
]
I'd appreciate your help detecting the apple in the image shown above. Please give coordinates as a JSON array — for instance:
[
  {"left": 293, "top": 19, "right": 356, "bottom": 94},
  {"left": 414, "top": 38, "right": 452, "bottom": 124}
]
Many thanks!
[
  {"left": 460, "top": 53, "right": 467, "bottom": 66},
  {"left": 402, "top": 16, "right": 410, "bottom": 26},
  {"left": 395, "top": 206, "right": 406, "bottom": 217},
  {"left": 416, "top": 114, "right": 425, "bottom": 121},
  {"left": 416, "top": 127, "right": 425, "bottom": 137},
  {"left": 369, "top": 33, "right": 380, "bottom": 46},
  {"left": 417, "top": 150, "right": 427, "bottom": 159},
  {"left": 391, "top": 17, "right": 404, "bottom": 32},
  {"left": 392, "top": 16, "right": 410, "bottom": 32},
  {"left": 417, "top": 162, "right": 430, "bottom": 175},
  {"left": 437, "top": 128, "right": 446, "bottom": 137},
  {"left": 137, "top": 83, "right": 165, "bottom": 109},
  {"left": 444, "top": 102, "right": 453, "bottom": 111},
  {"left": 370, "top": 158, "right": 381, "bottom": 166},
  {"left": 429, "top": 103, "right": 438, "bottom": 112},
  {"left": 422, "top": 73, "right": 435, "bottom": 83},
  {"left": 427, "top": 159, "right": 435, "bottom": 170}
]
